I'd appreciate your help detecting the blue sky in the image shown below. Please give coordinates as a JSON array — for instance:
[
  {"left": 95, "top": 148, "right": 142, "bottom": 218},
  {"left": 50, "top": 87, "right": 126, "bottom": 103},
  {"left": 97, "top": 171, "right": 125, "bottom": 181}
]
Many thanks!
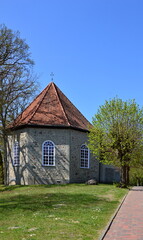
[{"left": 1, "top": 0, "right": 143, "bottom": 122}]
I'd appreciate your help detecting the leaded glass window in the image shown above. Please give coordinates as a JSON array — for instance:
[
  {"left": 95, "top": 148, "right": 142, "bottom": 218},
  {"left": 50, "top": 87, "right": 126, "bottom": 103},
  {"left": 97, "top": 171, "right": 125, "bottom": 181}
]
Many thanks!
[
  {"left": 13, "top": 142, "right": 20, "bottom": 166},
  {"left": 80, "top": 144, "right": 89, "bottom": 168},
  {"left": 42, "top": 141, "right": 55, "bottom": 166}
]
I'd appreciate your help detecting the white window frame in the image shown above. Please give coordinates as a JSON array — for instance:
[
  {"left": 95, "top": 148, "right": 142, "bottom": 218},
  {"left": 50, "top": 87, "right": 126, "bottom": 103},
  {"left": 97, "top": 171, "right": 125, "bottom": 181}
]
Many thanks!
[
  {"left": 13, "top": 141, "right": 20, "bottom": 166},
  {"left": 80, "top": 144, "right": 90, "bottom": 168},
  {"left": 42, "top": 140, "right": 55, "bottom": 166}
]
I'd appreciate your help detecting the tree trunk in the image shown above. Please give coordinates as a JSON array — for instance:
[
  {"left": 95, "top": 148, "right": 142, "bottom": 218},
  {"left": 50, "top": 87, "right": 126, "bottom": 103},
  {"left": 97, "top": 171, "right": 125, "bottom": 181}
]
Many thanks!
[
  {"left": 121, "top": 165, "right": 126, "bottom": 186},
  {"left": 0, "top": 151, "right": 4, "bottom": 184},
  {"left": 3, "top": 133, "right": 8, "bottom": 185},
  {"left": 121, "top": 165, "right": 130, "bottom": 187},
  {"left": 126, "top": 166, "right": 130, "bottom": 186}
]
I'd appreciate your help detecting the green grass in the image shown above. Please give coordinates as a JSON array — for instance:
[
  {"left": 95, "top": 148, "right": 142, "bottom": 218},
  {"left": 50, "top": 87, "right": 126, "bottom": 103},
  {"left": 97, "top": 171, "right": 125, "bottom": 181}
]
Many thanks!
[{"left": 0, "top": 184, "right": 128, "bottom": 240}]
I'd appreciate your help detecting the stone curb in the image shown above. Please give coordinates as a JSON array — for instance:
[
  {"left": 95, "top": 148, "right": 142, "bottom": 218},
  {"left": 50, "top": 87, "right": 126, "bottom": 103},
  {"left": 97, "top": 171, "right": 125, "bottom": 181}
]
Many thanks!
[{"left": 98, "top": 191, "right": 129, "bottom": 240}]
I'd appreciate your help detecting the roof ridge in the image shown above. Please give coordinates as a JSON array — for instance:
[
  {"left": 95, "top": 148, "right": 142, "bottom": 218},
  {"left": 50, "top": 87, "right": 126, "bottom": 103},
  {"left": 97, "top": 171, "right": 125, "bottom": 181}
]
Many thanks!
[
  {"left": 26, "top": 83, "right": 51, "bottom": 124},
  {"left": 54, "top": 83, "right": 91, "bottom": 127},
  {"left": 12, "top": 84, "right": 49, "bottom": 125},
  {"left": 53, "top": 83, "right": 70, "bottom": 126}
]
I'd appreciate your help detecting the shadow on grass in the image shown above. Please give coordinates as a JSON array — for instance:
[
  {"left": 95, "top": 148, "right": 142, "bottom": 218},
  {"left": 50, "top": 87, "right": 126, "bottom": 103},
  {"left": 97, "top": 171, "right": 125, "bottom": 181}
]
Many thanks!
[
  {"left": 0, "top": 191, "right": 118, "bottom": 215},
  {"left": 0, "top": 184, "right": 70, "bottom": 192},
  {"left": 0, "top": 185, "right": 27, "bottom": 192}
]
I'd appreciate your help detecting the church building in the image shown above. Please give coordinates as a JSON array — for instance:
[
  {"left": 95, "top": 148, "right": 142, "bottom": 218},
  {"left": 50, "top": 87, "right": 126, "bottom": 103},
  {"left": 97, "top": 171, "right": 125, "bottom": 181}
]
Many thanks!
[{"left": 7, "top": 82, "right": 100, "bottom": 185}]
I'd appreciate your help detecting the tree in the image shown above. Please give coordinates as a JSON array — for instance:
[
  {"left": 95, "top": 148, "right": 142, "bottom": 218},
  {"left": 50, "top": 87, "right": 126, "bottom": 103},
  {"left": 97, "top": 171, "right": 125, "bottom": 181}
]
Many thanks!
[
  {"left": 0, "top": 24, "right": 38, "bottom": 184},
  {"left": 88, "top": 98, "right": 143, "bottom": 187}
]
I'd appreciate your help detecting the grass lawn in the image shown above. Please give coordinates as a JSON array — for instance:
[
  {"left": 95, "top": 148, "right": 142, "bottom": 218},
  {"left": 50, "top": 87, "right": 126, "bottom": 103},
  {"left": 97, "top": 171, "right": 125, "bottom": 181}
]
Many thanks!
[{"left": 0, "top": 184, "right": 128, "bottom": 240}]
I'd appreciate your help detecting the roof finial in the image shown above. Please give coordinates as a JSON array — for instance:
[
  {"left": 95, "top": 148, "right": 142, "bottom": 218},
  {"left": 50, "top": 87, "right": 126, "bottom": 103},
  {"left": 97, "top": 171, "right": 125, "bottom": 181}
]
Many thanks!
[{"left": 50, "top": 72, "right": 54, "bottom": 82}]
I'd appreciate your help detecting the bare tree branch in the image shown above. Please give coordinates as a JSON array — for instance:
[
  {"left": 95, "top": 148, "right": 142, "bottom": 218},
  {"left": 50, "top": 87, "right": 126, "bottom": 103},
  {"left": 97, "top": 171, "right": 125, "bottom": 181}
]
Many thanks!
[{"left": 0, "top": 24, "right": 39, "bottom": 184}]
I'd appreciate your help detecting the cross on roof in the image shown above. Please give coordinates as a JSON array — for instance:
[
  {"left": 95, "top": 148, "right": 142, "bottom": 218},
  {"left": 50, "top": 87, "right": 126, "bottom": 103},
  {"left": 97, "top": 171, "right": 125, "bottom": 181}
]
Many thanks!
[{"left": 50, "top": 72, "right": 54, "bottom": 82}]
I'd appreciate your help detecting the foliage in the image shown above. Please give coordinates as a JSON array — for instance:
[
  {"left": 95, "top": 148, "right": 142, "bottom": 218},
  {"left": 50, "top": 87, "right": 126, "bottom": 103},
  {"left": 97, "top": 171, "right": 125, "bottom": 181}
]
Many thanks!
[
  {"left": 130, "top": 166, "right": 143, "bottom": 186},
  {"left": 0, "top": 24, "right": 38, "bottom": 184},
  {"left": 88, "top": 98, "right": 143, "bottom": 186},
  {"left": 0, "top": 184, "right": 127, "bottom": 240}
]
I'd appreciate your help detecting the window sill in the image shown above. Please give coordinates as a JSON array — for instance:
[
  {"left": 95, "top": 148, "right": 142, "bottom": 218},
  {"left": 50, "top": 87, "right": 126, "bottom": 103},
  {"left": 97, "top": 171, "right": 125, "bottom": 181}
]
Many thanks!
[
  {"left": 42, "top": 164, "right": 55, "bottom": 167},
  {"left": 80, "top": 167, "right": 89, "bottom": 169}
]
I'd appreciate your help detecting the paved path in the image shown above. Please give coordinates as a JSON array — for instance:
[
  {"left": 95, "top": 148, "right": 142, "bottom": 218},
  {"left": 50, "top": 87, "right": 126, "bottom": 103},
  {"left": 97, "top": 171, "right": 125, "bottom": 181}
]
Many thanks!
[{"left": 103, "top": 186, "right": 143, "bottom": 240}]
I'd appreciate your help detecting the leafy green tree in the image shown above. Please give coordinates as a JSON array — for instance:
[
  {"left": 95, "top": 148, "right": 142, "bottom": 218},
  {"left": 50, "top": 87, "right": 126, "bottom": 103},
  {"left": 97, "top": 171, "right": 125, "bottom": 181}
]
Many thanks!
[
  {"left": 88, "top": 98, "right": 143, "bottom": 187},
  {"left": 0, "top": 24, "right": 38, "bottom": 184}
]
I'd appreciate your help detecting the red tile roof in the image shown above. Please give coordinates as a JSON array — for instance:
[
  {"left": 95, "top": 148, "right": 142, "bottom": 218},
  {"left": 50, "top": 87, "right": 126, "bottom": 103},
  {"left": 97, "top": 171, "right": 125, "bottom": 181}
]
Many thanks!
[{"left": 10, "top": 82, "right": 91, "bottom": 131}]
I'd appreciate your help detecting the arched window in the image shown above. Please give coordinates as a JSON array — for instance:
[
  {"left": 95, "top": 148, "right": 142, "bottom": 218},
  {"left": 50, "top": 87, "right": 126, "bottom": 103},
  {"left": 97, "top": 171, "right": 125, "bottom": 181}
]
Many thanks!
[
  {"left": 13, "top": 142, "right": 20, "bottom": 166},
  {"left": 42, "top": 141, "right": 55, "bottom": 166},
  {"left": 80, "top": 144, "right": 89, "bottom": 168}
]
